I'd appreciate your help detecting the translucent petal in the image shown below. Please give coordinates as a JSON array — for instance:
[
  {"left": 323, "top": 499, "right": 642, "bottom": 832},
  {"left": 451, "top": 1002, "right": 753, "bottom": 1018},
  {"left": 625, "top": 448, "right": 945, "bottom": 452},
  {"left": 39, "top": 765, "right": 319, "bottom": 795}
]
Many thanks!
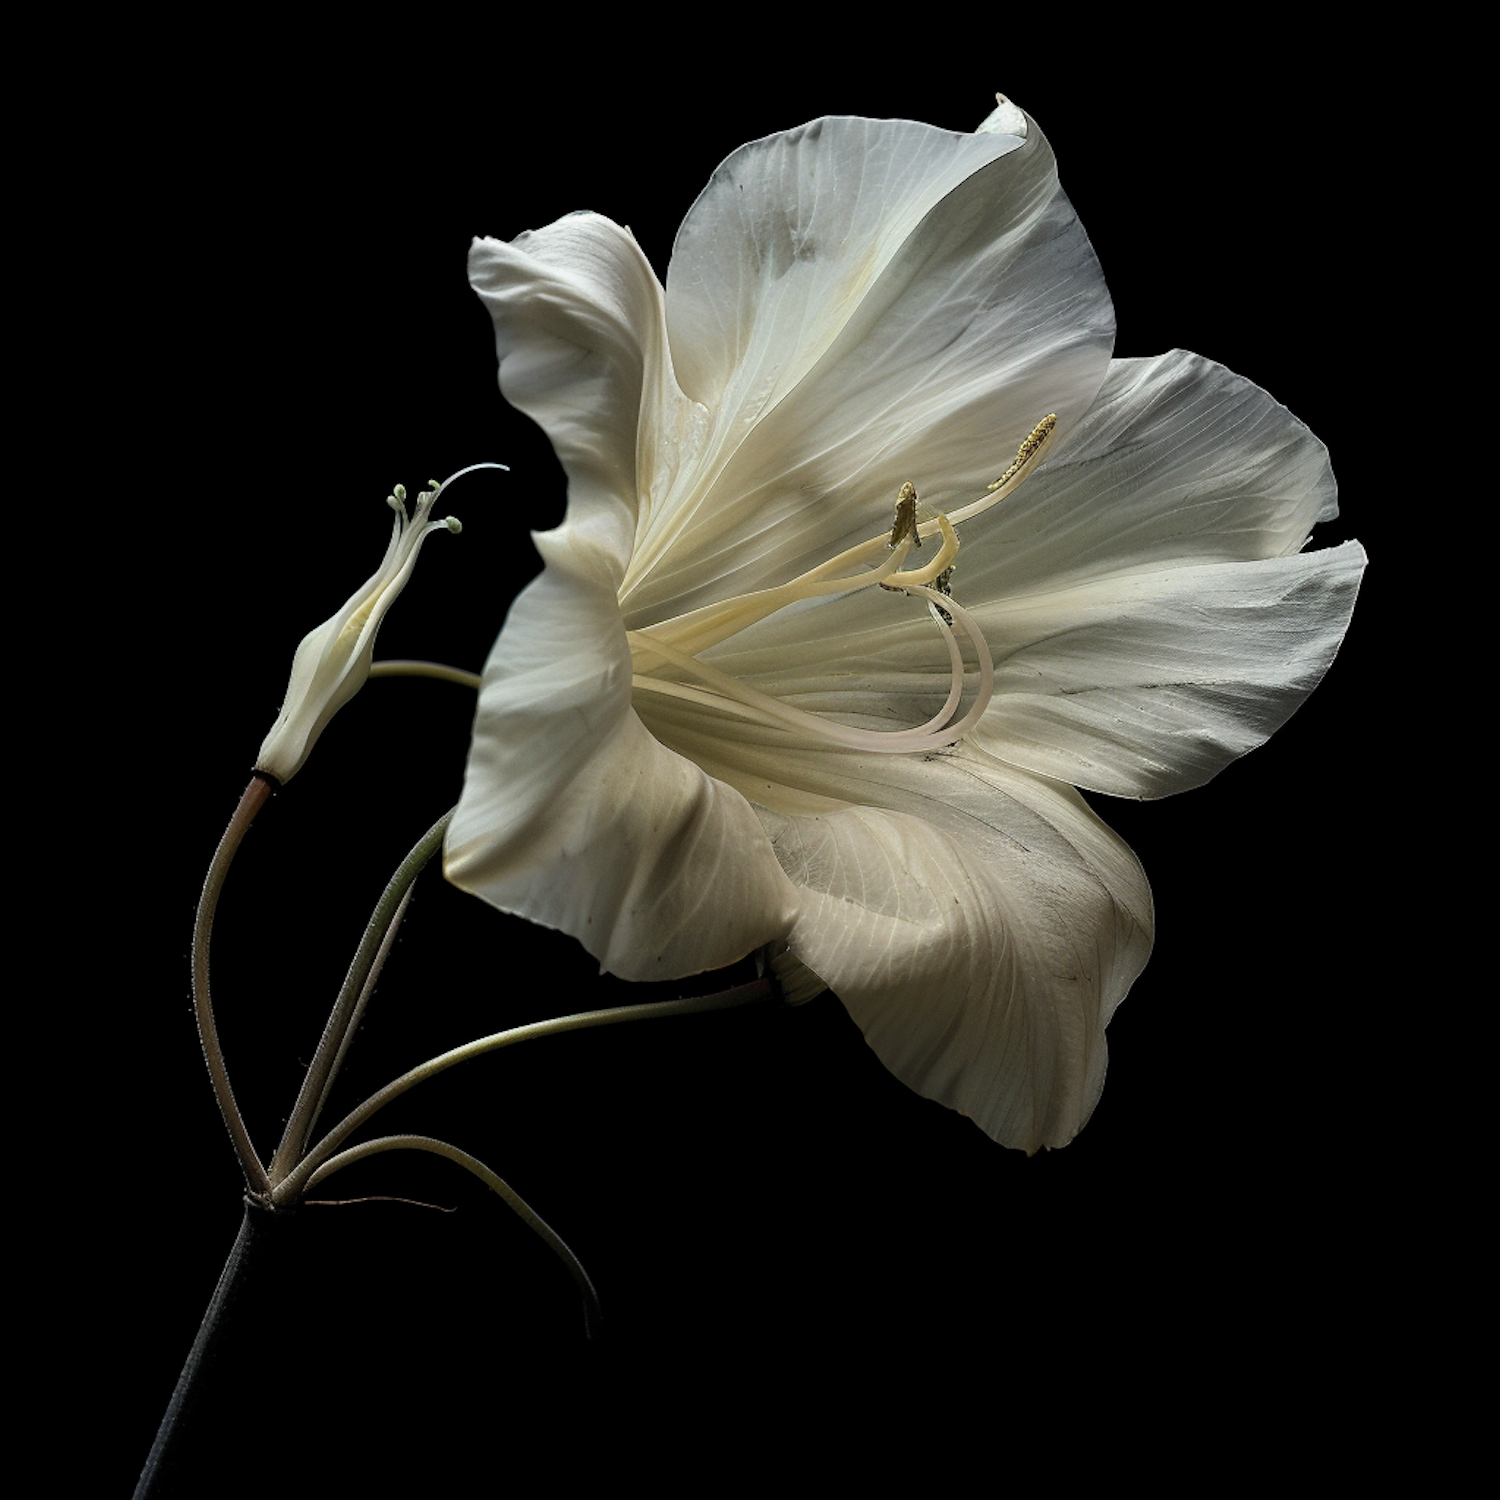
[
  {"left": 699, "top": 352, "right": 1364, "bottom": 798},
  {"left": 445, "top": 524, "right": 797, "bottom": 979},
  {"left": 968, "top": 542, "right": 1366, "bottom": 795},
  {"left": 468, "top": 213, "right": 685, "bottom": 563},
  {"left": 620, "top": 116, "right": 1114, "bottom": 625},
  {"left": 747, "top": 745, "right": 1153, "bottom": 1153},
  {"left": 965, "top": 350, "right": 1344, "bottom": 592}
]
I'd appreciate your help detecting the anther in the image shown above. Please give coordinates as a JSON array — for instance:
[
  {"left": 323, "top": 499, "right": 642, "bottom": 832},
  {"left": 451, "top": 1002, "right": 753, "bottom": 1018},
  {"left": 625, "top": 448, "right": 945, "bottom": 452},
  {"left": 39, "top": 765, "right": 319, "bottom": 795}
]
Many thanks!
[
  {"left": 987, "top": 413, "right": 1058, "bottom": 492},
  {"left": 889, "top": 482, "right": 921, "bottom": 548},
  {"left": 931, "top": 564, "right": 955, "bottom": 626},
  {"left": 885, "top": 514, "right": 960, "bottom": 590}
]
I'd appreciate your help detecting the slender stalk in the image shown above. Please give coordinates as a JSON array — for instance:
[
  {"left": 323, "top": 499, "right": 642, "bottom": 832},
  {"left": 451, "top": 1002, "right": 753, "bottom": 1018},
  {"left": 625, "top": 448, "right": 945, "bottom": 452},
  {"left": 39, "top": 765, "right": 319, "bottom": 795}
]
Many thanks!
[
  {"left": 304, "top": 881, "right": 415, "bottom": 1148},
  {"left": 307, "top": 1134, "right": 602, "bottom": 1336},
  {"left": 274, "top": 980, "right": 773, "bottom": 1208},
  {"left": 135, "top": 1205, "right": 279, "bottom": 1497},
  {"left": 368, "top": 659, "right": 481, "bottom": 689},
  {"left": 269, "top": 809, "right": 453, "bottom": 1184},
  {"left": 194, "top": 776, "right": 274, "bottom": 1198}
]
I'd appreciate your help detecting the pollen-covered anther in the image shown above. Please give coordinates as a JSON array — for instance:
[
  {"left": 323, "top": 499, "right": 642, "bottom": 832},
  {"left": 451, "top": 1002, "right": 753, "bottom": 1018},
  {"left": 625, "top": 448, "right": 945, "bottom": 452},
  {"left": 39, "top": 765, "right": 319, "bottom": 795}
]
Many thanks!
[
  {"left": 930, "top": 564, "right": 956, "bottom": 626},
  {"left": 889, "top": 481, "right": 921, "bottom": 548},
  {"left": 883, "top": 513, "right": 959, "bottom": 591},
  {"left": 987, "top": 413, "right": 1058, "bottom": 493}
]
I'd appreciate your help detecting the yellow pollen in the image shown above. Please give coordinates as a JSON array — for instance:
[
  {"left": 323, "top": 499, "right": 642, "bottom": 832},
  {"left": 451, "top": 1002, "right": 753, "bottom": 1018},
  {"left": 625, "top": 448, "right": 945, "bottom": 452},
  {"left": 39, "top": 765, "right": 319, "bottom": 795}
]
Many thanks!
[
  {"left": 883, "top": 514, "right": 959, "bottom": 591},
  {"left": 987, "top": 413, "right": 1058, "bottom": 492},
  {"left": 889, "top": 481, "right": 921, "bottom": 548}
]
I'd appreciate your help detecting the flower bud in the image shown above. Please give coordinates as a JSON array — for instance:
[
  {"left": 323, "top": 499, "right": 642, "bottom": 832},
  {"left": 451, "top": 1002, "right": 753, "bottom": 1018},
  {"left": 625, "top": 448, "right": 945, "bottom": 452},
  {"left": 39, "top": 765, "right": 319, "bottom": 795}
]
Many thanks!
[{"left": 255, "top": 465, "right": 502, "bottom": 782}]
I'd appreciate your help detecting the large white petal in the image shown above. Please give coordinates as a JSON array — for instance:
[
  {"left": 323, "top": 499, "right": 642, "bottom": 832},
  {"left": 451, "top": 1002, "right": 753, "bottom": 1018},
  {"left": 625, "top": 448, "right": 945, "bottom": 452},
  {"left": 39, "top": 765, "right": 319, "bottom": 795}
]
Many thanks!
[
  {"left": 468, "top": 213, "right": 687, "bottom": 565},
  {"left": 621, "top": 116, "right": 1114, "bottom": 624},
  {"left": 695, "top": 352, "right": 1365, "bottom": 797},
  {"left": 445, "top": 524, "right": 798, "bottom": 980},
  {"left": 968, "top": 542, "right": 1366, "bottom": 795},
  {"left": 746, "top": 746, "right": 1153, "bottom": 1153},
  {"left": 967, "top": 351, "right": 1343, "bottom": 592}
]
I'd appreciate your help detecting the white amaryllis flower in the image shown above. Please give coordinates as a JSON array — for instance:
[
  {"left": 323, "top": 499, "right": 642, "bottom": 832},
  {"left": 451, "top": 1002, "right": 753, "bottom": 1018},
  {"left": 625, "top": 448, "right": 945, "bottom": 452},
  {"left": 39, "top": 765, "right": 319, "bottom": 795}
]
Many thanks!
[{"left": 444, "top": 102, "right": 1364, "bottom": 1152}]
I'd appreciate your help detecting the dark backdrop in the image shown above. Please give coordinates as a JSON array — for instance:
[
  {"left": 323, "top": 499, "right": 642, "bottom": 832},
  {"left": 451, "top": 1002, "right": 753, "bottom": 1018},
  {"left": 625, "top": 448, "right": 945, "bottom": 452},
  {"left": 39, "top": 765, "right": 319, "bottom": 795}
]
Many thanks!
[{"left": 79, "top": 45, "right": 1383, "bottom": 1490}]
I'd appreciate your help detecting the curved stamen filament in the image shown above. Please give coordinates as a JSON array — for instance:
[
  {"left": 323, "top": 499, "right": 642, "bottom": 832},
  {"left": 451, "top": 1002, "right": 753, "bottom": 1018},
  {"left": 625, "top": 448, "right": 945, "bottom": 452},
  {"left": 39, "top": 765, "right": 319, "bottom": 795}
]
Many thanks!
[
  {"left": 883, "top": 515, "right": 959, "bottom": 590},
  {"left": 649, "top": 511, "right": 961, "bottom": 664},
  {"left": 647, "top": 533, "right": 916, "bottom": 659},
  {"left": 625, "top": 433, "right": 1033, "bottom": 758},
  {"left": 945, "top": 413, "right": 1057, "bottom": 529},
  {"left": 629, "top": 583, "right": 991, "bottom": 755}
]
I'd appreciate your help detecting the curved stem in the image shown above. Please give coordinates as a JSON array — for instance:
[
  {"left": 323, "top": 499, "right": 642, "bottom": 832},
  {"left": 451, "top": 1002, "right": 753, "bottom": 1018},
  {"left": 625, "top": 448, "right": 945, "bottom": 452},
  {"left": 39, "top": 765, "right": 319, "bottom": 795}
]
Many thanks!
[
  {"left": 275, "top": 980, "right": 773, "bottom": 1208},
  {"left": 307, "top": 1134, "right": 601, "bottom": 1337},
  {"left": 304, "top": 881, "right": 415, "bottom": 1149},
  {"left": 194, "top": 776, "right": 274, "bottom": 1197},
  {"left": 269, "top": 809, "right": 454, "bottom": 1184},
  {"left": 368, "top": 659, "right": 481, "bottom": 690}
]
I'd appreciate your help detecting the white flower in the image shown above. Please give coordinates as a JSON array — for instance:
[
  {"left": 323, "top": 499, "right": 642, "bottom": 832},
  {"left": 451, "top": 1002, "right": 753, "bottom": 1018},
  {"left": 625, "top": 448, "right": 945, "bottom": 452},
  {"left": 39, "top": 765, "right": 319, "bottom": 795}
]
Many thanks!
[
  {"left": 443, "top": 105, "right": 1364, "bottom": 1152},
  {"left": 257, "top": 468, "right": 497, "bottom": 783}
]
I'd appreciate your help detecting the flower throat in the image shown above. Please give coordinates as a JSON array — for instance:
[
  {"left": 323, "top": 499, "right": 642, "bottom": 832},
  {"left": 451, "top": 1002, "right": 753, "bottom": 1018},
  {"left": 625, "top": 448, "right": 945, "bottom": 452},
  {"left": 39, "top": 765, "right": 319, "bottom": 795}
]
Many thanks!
[{"left": 627, "top": 415, "right": 1057, "bottom": 755}]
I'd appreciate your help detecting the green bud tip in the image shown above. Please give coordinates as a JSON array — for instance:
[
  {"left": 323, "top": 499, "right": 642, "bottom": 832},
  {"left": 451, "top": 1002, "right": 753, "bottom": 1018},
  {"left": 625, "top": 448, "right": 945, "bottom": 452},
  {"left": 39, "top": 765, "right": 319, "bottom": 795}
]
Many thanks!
[
  {"left": 444, "top": 516, "right": 462, "bottom": 534},
  {"left": 394, "top": 483, "right": 407, "bottom": 501}
]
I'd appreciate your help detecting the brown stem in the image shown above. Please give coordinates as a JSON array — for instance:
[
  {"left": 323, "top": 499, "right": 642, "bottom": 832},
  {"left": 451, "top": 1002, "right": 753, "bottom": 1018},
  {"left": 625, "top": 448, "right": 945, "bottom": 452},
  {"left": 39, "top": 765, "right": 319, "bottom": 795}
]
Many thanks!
[{"left": 192, "top": 775, "right": 275, "bottom": 1198}]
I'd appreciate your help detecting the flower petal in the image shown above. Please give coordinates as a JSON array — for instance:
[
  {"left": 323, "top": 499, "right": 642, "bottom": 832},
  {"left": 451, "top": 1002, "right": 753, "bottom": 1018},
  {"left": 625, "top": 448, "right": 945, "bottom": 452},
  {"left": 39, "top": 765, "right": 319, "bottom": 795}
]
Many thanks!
[
  {"left": 969, "top": 351, "right": 1343, "bottom": 591},
  {"left": 749, "top": 745, "right": 1153, "bottom": 1153},
  {"left": 968, "top": 542, "right": 1366, "bottom": 796},
  {"left": 468, "top": 213, "right": 686, "bottom": 564},
  {"left": 695, "top": 352, "right": 1365, "bottom": 798},
  {"left": 621, "top": 115, "right": 1114, "bottom": 624},
  {"left": 444, "top": 523, "right": 797, "bottom": 979}
]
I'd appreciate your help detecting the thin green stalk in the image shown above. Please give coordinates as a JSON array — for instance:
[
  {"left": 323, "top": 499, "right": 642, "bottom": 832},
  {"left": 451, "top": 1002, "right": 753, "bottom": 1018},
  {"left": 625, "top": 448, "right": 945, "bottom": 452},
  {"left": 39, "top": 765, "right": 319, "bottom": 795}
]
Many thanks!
[
  {"left": 304, "top": 881, "right": 415, "bottom": 1149},
  {"left": 274, "top": 980, "right": 773, "bottom": 1208},
  {"left": 194, "top": 776, "right": 275, "bottom": 1198},
  {"left": 307, "top": 1134, "right": 602, "bottom": 1336},
  {"left": 368, "top": 659, "right": 481, "bottom": 689},
  {"left": 269, "top": 809, "right": 453, "bottom": 1184}
]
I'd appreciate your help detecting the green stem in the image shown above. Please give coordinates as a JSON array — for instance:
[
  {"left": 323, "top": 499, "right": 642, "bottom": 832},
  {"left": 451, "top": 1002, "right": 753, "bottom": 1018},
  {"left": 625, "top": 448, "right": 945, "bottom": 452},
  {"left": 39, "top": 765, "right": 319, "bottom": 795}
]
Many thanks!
[
  {"left": 269, "top": 809, "right": 454, "bottom": 1184},
  {"left": 194, "top": 776, "right": 275, "bottom": 1198},
  {"left": 307, "top": 1134, "right": 601, "bottom": 1336},
  {"left": 274, "top": 980, "right": 773, "bottom": 1208},
  {"left": 368, "top": 659, "right": 481, "bottom": 689},
  {"left": 304, "top": 880, "right": 415, "bottom": 1149}
]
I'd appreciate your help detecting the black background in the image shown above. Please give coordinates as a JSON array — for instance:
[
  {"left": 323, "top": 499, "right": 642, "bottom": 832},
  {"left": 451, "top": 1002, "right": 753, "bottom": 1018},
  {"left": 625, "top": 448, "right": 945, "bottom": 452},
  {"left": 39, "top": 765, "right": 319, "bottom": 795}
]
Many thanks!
[{"left": 67, "top": 38, "right": 1385, "bottom": 1490}]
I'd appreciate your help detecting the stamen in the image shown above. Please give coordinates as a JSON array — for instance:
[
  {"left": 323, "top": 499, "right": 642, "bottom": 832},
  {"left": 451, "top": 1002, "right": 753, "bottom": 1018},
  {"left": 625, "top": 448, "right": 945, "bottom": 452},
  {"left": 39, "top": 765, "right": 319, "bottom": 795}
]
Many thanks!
[
  {"left": 627, "top": 448, "right": 1026, "bottom": 758},
  {"left": 336, "top": 464, "right": 508, "bottom": 653},
  {"left": 931, "top": 563, "right": 955, "bottom": 626},
  {"left": 889, "top": 482, "right": 921, "bottom": 548},
  {"left": 884, "top": 514, "right": 959, "bottom": 591},
  {"left": 944, "top": 412, "right": 1058, "bottom": 528},
  {"left": 630, "top": 592, "right": 989, "bottom": 755},
  {"left": 644, "top": 533, "right": 917, "bottom": 660},
  {"left": 988, "top": 414, "right": 1057, "bottom": 492}
]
